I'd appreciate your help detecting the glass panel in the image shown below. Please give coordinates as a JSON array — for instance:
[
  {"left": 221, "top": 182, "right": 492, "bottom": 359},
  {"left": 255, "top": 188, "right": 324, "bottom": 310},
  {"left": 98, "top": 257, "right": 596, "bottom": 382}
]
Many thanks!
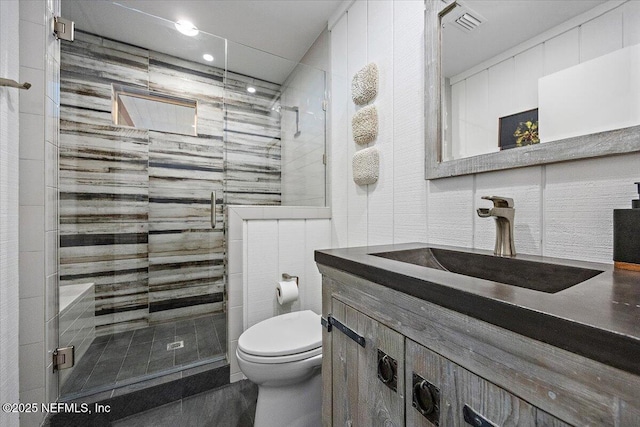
[
  {"left": 58, "top": 0, "right": 327, "bottom": 401},
  {"left": 279, "top": 62, "right": 327, "bottom": 207},
  {"left": 226, "top": 39, "right": 327, "bottom": 207},
  {"left": 58, "top": 2, "right": 227, "bottom": 399}
]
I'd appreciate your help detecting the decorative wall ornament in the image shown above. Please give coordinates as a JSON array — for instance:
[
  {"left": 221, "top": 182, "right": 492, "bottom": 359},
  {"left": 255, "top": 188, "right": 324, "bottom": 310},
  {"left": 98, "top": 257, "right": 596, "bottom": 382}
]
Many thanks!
[
  {"left": 499, "top": 108, "right": 539, "bottom": 150},
  {"left": 352, "top": 146, "right": 379, "bottom": 185},
  {"left": 351, "top": 63, "right": 378, "bottom": 105},
  {"left": 352, "top": 105, "right": 378, "bottom": 145}
]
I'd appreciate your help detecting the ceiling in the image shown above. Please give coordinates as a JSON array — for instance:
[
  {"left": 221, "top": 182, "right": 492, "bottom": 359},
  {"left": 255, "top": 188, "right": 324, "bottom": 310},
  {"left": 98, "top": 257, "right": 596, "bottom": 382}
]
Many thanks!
[
  {"left": 62, "top": 0, "right": 343, "bottom": 84},
  {"left": 442, "top": 0, "right": 608, "bottom": 78},
  {"left": 62, "top": 1, "right": 610, "bottom": 84}
]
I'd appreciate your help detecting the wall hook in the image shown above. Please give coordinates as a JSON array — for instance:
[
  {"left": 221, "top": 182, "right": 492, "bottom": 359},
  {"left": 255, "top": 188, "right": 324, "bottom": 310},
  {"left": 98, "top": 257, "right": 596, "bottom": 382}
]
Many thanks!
[{"left": 0, "top": 78, "right": 31, "bottom": 90}]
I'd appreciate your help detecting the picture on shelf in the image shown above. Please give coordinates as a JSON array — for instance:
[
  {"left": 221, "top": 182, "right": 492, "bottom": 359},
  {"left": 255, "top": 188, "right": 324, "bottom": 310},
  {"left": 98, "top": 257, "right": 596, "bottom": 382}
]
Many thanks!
[{"left": 499, "top": 108, "right": 539, "bottom": 150}]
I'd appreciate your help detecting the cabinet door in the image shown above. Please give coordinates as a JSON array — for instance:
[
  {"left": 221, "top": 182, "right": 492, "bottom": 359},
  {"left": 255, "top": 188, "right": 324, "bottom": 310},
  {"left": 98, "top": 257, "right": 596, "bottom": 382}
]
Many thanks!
[
  {"left": 406, "top": 339, "right": 571, "bottom": 427},
  {"left": 331, "top": 297, "right": 405, "bottom": 427}
]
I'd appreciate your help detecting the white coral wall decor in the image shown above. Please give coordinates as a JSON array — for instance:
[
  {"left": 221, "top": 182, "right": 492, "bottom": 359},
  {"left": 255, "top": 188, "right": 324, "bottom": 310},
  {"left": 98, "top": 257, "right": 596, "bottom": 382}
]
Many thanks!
[
  {"left": 352, "top": 105, "right": 378, "bottom": 145},
  {"left": 352, "top": 147, "right": 379, "bottom": 185},
  {"left": 351, "top": 63, "right": 378, "bottom": 105}
]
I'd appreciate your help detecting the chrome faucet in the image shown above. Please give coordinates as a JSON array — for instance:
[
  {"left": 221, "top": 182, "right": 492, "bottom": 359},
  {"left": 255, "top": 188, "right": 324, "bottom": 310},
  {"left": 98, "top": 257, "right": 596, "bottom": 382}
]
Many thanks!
[{"left": 477, "top": 196, "right": 516, "bottom": 257}]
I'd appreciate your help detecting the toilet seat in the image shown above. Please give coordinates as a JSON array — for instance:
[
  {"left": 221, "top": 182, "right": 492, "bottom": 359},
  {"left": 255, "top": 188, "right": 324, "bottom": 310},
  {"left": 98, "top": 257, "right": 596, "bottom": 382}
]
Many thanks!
[
  {"left": 237, "top": 345, "right": 322, "bottom": 364},
  {"left": 238, "top": 310, "right": 322, "bottom": 364}
]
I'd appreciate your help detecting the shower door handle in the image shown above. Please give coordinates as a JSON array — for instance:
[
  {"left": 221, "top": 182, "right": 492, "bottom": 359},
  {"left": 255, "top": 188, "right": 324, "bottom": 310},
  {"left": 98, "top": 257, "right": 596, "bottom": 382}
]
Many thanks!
[{"left": 211, "top": 191, "right": 216, "bottom": 229}]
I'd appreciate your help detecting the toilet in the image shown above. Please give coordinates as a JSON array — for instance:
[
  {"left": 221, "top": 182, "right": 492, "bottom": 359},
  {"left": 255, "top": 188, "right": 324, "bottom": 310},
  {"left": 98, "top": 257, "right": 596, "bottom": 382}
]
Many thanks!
[{"left": 236, "top": 310, "right": 322, "bottom": 427}]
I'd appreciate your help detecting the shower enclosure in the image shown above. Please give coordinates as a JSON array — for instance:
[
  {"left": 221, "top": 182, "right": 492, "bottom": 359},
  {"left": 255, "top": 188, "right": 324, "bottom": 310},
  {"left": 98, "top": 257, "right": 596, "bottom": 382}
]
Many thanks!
[{"left": 57, "top": 1, "right": 326, "bottom": 399}]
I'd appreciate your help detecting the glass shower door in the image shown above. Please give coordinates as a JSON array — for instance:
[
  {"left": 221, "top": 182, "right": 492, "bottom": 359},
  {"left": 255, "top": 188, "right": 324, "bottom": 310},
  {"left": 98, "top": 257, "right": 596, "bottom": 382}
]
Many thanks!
[{"left": 57, "top": 2, "right": 229, "bottom": 398}]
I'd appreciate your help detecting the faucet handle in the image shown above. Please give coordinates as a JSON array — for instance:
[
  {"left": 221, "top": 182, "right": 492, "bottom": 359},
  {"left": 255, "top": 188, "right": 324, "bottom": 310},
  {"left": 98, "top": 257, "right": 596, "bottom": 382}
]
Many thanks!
[{"left": 481, "top": 196, "right": 514, "bottom": 208}]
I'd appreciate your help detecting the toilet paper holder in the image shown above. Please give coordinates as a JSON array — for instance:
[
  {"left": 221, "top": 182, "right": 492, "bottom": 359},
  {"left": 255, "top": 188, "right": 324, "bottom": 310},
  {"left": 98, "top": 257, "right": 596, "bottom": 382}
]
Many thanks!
[{"left": 282, "top": 273, "right": 299, "bottom": 286}]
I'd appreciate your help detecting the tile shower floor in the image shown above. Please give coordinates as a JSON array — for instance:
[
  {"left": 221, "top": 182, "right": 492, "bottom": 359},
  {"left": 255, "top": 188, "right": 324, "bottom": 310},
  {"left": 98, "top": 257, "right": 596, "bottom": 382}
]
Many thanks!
[{"left": 61, "top": 313, "right": 226, "bottom": 397}]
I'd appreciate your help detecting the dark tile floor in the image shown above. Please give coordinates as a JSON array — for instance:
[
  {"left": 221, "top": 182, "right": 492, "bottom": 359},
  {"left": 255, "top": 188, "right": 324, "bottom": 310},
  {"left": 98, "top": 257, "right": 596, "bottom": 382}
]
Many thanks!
[
  {"left": 61, "top": 313, "right": 226, "bottom": 397},
  {"left": 113, "top": 380, "right": 258, "bottom": 427}
]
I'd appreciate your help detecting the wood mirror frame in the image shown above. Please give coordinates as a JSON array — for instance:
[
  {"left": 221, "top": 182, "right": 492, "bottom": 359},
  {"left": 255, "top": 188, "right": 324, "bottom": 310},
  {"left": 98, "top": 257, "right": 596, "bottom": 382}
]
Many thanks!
[{"left": 424, "top": 0, "right": 640, "bottom": 180}]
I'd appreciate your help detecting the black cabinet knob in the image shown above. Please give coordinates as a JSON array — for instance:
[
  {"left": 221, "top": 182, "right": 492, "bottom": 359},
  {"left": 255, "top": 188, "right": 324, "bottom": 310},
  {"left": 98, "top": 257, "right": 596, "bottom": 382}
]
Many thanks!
[
  {"left": 413, "top": 380, "right": 436, "bottom": 415},
  {"left": 377, "top": 355, "right": 394, "bottom": 384},
  {"left": 411, "top": 373, "right": 440, "bottom": 425},
  {"left": 376, "top": 350, "right": 398, "bottom": 392}
]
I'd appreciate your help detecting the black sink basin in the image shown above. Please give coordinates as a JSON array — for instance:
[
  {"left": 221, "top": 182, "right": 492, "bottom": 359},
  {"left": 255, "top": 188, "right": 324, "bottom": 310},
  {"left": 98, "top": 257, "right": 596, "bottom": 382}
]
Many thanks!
[{"left": 371, "top": 247, "right": 604, "bottom": 293}]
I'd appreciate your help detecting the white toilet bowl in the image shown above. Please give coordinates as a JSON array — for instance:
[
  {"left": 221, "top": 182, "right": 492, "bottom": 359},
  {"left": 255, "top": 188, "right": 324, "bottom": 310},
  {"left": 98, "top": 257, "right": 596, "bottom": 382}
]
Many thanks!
[{"left": 236, "top": 310, "right": 322, "bottom": 427}]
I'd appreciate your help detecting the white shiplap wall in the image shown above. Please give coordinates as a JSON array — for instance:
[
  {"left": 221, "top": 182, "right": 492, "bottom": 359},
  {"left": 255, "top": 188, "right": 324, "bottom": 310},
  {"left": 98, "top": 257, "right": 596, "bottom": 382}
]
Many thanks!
[
  {"left": 330, "top": 0, "right": 640, "bottom": 264},
  {"left": 227, "top": 206, "right": 331, "bottom": 383},
  {"left": 0, "top": 1, "right": 21, "bottom": 426},
  {"left": 245, "top": 218, "right": 330, "bottom": 327},
  {"left": 330, "top": 0, "right": 428, "bottom": 249}
]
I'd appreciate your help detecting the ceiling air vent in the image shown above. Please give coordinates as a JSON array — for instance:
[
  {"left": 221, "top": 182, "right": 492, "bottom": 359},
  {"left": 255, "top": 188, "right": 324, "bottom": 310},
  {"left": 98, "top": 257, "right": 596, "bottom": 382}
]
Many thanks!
[{"left": 455, "top": 12, "right": 482, "bottom": 32}]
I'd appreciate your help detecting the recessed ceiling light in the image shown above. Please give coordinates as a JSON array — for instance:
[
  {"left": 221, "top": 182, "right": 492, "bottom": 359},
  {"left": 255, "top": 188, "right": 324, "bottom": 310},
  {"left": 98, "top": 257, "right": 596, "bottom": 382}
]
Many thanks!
[
  {"left": 175, "top": 20, "right": 199, "bottom": 37},
  {"left": 247, "top": 86, "right": 257, "bottom": 94},
  {"left": 203, "top": 54, "right": 214, "bottom": 62}
]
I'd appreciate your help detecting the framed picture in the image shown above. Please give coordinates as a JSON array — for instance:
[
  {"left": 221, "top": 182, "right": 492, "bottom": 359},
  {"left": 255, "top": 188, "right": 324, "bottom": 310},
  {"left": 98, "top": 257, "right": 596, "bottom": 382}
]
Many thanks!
[{"left": 499, "top": 108, "right": 539, "bottom": 150}]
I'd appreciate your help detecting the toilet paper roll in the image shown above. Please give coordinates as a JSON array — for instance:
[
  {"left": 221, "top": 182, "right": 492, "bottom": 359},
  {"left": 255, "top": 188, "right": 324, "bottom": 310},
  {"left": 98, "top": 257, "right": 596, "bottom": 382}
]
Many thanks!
[{"left": 276, "top": 281, "right": 298, "bottom": 305}]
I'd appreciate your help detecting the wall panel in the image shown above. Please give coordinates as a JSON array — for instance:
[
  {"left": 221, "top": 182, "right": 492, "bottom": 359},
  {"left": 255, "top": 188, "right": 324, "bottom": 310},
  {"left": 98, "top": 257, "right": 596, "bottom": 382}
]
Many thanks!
[
  {"left": 330, "top": 14, "right": 349, "bottom": 248},
  {"left": 346, "top": 0, "right": 369, "bottom": 247},
  {"left": 392, "top": 0, "right": 428, "bottom": 244}
]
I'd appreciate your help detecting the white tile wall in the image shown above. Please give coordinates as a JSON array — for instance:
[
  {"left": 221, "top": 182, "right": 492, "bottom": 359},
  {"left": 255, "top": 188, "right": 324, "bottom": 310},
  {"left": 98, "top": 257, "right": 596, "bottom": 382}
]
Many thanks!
[
  {"left": 17, "top": 1, "right": 60, "bottom": 425},
  {"left": 0, "top": 1, "right": 21, "bottom": 425},
  {"left": 330, "top": 0, "right": 636, "bottom": 272},
  {"left": 226, "top": 206, "right": 331, "bottom": 382},
  {"left": 19, "top": 112, "right": 45, "bottom": 160}
]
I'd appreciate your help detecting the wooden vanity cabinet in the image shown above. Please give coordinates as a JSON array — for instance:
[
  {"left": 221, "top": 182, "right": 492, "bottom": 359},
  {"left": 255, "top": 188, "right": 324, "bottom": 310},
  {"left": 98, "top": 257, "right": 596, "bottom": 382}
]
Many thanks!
[
  {"left": 329, "top": 297, "right": 405, "bottom": 426},
  {"left": 326, "top": 295, "right": 569, "bottom": 427},
  {"left": 320, "top": 266, "right": 640, "bottom": 427},
  {"left": 406, "top": 339, "right": 570, "bottom": 427}
]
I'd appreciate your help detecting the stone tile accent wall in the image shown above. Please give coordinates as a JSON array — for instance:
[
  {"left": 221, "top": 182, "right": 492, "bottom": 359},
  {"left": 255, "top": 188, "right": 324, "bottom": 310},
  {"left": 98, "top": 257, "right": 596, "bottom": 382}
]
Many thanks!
[{"left": 60, "top": 31, "right": 282, "bottom": 335}]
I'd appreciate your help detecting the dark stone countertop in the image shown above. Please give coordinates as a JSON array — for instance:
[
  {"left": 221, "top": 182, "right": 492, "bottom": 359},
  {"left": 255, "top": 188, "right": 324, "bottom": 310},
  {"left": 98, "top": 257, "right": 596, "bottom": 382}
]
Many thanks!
[{"left": 315, "top": 242, "right": 640, "bottom": 376}]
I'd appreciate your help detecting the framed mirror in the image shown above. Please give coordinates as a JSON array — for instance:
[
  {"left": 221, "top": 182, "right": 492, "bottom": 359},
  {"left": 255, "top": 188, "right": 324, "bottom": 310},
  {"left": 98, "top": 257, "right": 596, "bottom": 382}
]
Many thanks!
[{"left": 426, "top": 0, "right": 640, "bottom": 180}]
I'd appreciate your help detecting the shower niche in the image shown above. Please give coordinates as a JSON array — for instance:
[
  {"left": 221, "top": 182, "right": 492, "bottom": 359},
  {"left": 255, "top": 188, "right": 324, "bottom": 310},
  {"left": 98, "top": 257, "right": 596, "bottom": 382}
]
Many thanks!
[{"left": 112, "top": 84, "right": 199, "bottom": 136}]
